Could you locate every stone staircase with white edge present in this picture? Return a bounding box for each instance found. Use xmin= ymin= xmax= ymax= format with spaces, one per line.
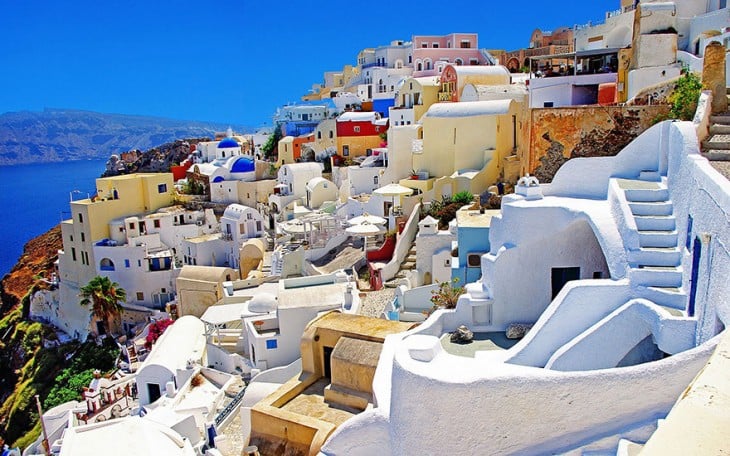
xmin=384 ymin=242 xmax=417 ymax=288
xmin=702 ymin=112 xmax=730 ymax=161
xmin=618 ymin=177 xmax=686 ymax=311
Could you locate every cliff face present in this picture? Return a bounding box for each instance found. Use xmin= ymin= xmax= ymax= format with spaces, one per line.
xmin=102 ymin=138 xmax=210 ymax=176
xmin=0 ymin=226 xmax=61 ymax=315
xmin=0 ymin=226 xmax=62 ymax=447
xmin=0 ymin=109 xmax=247 ymax=166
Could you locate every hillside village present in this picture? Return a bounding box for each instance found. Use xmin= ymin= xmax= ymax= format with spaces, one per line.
xmin=3 ymin=1 xmax=730 ymax=455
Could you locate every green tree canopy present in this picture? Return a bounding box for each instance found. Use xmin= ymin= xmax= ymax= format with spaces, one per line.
xmin=79 ymin=276 xmax=126 ymax=335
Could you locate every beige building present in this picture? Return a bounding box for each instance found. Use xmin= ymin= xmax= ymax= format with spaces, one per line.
xmin=248 ymin=311 xmax=413 ymax=456
xmin=389 ymin=76 xmax=440 ymax=126
xmin=415 ymin=99 xmax=522 ymax=198
xmin=175 ymin=265 xmax=239 ymax=318
xmin=59 ymin=173 xmax=176 ymax=286
xmin=312 ymin=119 xmax=338 ymax=153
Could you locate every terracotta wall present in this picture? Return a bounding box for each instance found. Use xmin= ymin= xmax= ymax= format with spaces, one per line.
xmin=524 ymin=105 xmax=670 ymax=182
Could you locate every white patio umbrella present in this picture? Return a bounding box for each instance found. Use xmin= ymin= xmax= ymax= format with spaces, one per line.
xmin=346 ymin=222 xmax=385 ymax=252
xmin=348 ymin=213 xmax=387 ymax=226
xmin=373 ymin=183 xmax=414 ymax=198
xmin=373 ymin=183 xmax=414 ymax=225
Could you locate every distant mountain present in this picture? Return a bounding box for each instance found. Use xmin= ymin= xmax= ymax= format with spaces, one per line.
xmin=0 ymin=108 xmax=251 ymax=166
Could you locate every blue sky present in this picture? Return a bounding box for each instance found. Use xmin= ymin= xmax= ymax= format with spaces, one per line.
xmin=0 ymin=0 xmax=617 ymax=128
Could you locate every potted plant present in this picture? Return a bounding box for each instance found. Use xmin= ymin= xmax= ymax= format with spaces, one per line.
xmin=410 ymin=169 xmax=419 ymax=180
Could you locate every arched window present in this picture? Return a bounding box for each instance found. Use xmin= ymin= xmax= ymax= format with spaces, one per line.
xmin=100 ymin=258 xmax=115 ymax=271
xmin=425 ymin=59 xmax=432 ymax=70
xmin=416 ymin=60 xmax=423 ymax=71
xmin=455 ymin=58 xmax=463 ymax=66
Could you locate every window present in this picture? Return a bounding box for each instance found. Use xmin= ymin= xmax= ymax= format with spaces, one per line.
xmin=70 ymin=235 xmax=73 ymax=242
xmin=328 ymin=131 xmax=333 ymax=139
xmin=240 ymin=224 xmax=245 ymax=234
xmin=247 ymin=212 xmax=252 ymax=220
xmin=460 ymin=40 xmax=471 ymax=48
xmin=129 ymin=222 xmax=135 ymax=230
xmin=119 ymin=227 xmax=124 ymax=233
xmin=470 ymin=58 xmax=478 ymax=65
xmin=317 ymin=131 xmax=322 ymax=139
xmin=256 ymin=221 xmax=262 ymax=231
xmin=71 ymin=248 xmax=77 ymax=261
xmin=408 ymin=55 xmax=412 ymax=64
xmin=432 ymin=42 xmax=439 ymax=48
xmin=137 ymin=259 xmax=142 ymax=267
xmin=136 ymin=292 xmax=144 ymax=301
xmin=78 ymin=213 xmax=83 ymax=223
xmin=421 ymin=42 xmax=428 ymax=48
xmin=266 ymin=339 xmax=278 ymax=349
xmin=125 ymin=259 xmax=130 ymax=268
xmin=343 ymin=145 xmax=349 ymax=156
xmin=153 ymin=219 xmax=160 ymax=228
xmin=467 ymin=253 xmax=484 ymax=267
xmin=374 ymin=176 xmax=379 ymax=185
xmin=354 ymin=126 xmax=360 ymax=133
xmin=158 ymin=183 xmax=167 ymax=193
xmin=81 ymin=232 xmax=85 ymax=242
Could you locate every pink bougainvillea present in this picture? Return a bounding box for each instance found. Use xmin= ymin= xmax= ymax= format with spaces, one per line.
xmin=145 ymin=319 xmax=174 ymax=349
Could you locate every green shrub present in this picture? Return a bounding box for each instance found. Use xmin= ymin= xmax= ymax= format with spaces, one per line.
xmin=452 ymin=191 xmax=474 ymax=206
xmin=668 ymin=71 xmax=702 ymax=121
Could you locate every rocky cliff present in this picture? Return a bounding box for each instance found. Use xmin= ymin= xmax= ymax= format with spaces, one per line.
xmin=102 ymin=138 xmax=210 ymax=176
xmin=0 ymin=108 xmax=247 ymax=166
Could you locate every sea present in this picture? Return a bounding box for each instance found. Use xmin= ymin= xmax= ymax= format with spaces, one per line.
xmin=0 ymin=159 xmax=107 ymax=277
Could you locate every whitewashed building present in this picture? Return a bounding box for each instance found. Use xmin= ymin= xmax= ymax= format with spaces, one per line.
xmin=321 ymin=119 xmax=730 ymax=455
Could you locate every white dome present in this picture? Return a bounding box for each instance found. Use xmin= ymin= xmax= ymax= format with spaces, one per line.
xmin=247 ymin=292 xmax=277 ymax=313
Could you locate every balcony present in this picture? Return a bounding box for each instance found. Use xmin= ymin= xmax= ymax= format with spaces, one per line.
xmin=438 ymin=92 xmax=452 ymax=102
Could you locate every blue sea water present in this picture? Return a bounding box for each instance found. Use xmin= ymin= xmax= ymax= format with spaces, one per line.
xmin=0 ymin=159 xmax=107 ymax=277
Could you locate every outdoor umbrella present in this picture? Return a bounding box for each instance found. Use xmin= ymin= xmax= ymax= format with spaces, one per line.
xmin=348 ymin=213 xmax=387 ymax=226
xmin=345 ymin=222 xmax=385 ymax=252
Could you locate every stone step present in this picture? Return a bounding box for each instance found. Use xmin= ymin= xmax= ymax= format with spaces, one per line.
xmin=639 ymin=285 xmax=687 ymax=310
xmin=702 ymin=136 xmax=730 ymax=150
xmin=629 ymin=266 xmax=683 ymax=287
xmin=624 ymin=187 xmax=669 ymax=203
xmin=703 ymin=149 xmax=730 ymax=161
xmin=400 ymin=261 xmax=416 ymax=270
xmin=405 ymin=254 xmax=417 ymax=262
xmin=629 ymin=201 xmax=674 ymax=216
xmin=638 ymin=170 xmax=661 ymax=182
xmin=627 ymin=247 xmax=681 ymax=267
xmin=638 ymin=230 xmax=678 ymax=248
xmin=633 ymin=214 xmax=676 ymax=231
xmin=709 ymin=124 xmax=730 ymax=135
xmin=710 ymin=115 xmax=730 ymax=125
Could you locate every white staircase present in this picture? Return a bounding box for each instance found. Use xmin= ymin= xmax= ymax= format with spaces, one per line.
xmin=618 ymin=178 xmax=686 ymax=310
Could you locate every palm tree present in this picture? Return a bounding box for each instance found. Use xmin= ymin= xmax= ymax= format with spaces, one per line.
xmin=79 ymin=276 xmax=127 ymax=336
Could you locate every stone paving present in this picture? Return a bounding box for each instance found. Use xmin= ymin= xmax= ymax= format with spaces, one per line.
xmin=358 ymin=288 xmax=395 ymax=318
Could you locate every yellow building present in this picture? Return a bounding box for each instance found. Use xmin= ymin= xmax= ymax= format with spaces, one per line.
xmin=248 ymin=312 xmax=413 ymax=456
xmin=59 ymin=173 xmax=175 ymax=287
xmin=389 ymin=76 xmax=441 ymax=126
xmin=313 ymin=119 xmax=337 ymax=153
xmin=415 ymin=99 xmax=522 ymax=198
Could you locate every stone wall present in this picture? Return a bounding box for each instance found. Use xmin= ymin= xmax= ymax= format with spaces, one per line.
xmin=525 ymin=105 xmax=670 ymax=182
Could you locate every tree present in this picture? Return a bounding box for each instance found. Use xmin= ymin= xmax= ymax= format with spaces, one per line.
xmin=79 ymin=276 xmax=127 ymax=336
xmin=262 ymin=124 xmax=283 ymax=159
